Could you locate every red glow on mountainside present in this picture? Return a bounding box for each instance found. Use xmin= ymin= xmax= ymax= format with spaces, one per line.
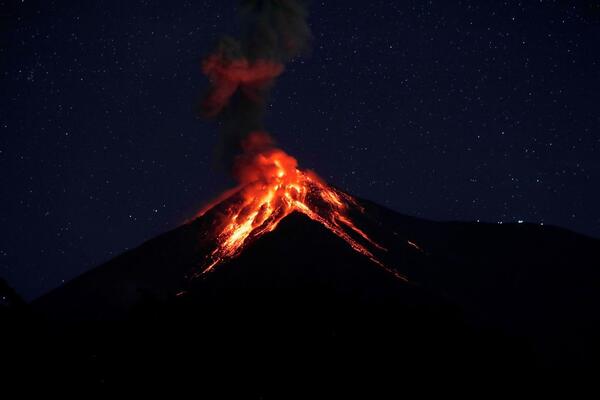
xmin=196 ymin=132 xmax=407 ymax=281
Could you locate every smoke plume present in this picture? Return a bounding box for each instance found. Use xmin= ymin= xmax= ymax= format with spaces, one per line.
xmin=201 ymin=0 xmax=311 ymax=169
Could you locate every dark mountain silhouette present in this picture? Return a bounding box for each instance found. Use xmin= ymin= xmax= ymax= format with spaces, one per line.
xmin=4 ymin=194 xmax=600 ymax=392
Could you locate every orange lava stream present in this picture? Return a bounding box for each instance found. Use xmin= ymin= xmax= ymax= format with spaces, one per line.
xmin=196 ymin=141 xmax=407 ymax=282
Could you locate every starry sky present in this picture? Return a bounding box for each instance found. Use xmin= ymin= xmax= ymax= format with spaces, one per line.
xmin=2 ymin=0 xmax=599 ymax=300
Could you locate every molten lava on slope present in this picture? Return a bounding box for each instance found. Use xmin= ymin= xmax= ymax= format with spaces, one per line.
xmin=195 ymin=132 xmax=407 ymax=281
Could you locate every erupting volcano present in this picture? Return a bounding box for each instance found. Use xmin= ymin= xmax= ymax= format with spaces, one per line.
xmin=7 ymin=2 xmax=599 ymax=389
xmin=194 ymin=0 xmax=410 ymax=280
xmin=196 ymin=132 xmax=407 ymax=280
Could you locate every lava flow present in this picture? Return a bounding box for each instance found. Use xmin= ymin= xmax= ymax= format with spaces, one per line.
xmin=195 ymin=132 xmax=407 ymax=281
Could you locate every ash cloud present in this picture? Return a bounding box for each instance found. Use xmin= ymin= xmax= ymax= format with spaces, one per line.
xmin=201 ymin=0 xmax=311 ymax=169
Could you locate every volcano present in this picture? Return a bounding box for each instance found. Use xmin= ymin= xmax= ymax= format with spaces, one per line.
xmin=4 ymin=0 xmax=599 ymax=390
xmin=5 ymin=188 xmax=599 ymax=391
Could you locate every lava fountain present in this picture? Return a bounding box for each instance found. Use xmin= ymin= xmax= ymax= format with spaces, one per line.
xmin=195 ymin=132 xmax=407 ymax=281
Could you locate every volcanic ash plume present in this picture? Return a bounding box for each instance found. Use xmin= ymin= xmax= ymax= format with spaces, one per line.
xmin=202 ymin=0 xmax=311 ymax=165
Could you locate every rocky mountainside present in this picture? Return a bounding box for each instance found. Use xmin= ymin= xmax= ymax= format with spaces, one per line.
xmin=4 ymin=194 xmax=599 ymax=390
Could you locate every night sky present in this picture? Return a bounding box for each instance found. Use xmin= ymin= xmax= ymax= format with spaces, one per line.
xmin=2 ymin=0 xmax=599 ymax=300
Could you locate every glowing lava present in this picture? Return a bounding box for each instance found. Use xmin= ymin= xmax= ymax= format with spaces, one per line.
xmin=195 ymin=132 xmax=407 ymax=281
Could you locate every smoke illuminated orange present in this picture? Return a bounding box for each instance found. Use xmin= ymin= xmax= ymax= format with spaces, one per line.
xmin=202 ymin=54 xmax=284 ymax=117
xmin=195 ymin=132 xmax=407 ymax=281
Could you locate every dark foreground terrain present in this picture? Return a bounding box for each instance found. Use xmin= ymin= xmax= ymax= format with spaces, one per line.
xmin=3 ymin=195 xmax=599 ymax=392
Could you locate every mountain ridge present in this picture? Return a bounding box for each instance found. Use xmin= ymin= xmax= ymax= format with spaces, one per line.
xmin=4 ymin=194 xmax=598 ymax=389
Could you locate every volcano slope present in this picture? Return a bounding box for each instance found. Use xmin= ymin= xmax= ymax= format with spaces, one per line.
xmin=6 ymin=194 xmax=600 ymax=389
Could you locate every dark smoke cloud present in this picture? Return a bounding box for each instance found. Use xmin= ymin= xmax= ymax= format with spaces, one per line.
xmin=201 ymin=0 xmax=311 ymax=169
xmin=239 ymin=0 xmax=311 ymax=61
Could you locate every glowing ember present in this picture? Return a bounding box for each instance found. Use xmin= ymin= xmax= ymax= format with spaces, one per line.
xmin=195 ymin=132 xmax=407 ymax=281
